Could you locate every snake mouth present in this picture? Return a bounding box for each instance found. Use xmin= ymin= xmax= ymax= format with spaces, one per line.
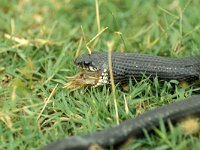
xmin=64 ymin=67 xmax=109 ymax=90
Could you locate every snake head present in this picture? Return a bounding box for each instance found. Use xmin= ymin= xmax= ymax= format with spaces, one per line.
xmin=64 ymin=53 xmax=109 ymax=89
xmin=74 ymin=53 xmax=108 ymax=72
xmin=74 ymin=54 xmax=98 ymax=71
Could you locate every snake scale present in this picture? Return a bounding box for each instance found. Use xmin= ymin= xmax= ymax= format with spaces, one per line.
xmin=42 ymin=52 xmax=200 ymax=150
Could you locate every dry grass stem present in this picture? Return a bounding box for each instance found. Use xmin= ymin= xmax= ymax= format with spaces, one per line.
xmin=107 ymin=41 xmax=119 ymax=125
xmin=37 ymin=84 xmax=58 ymax=120
xmin=86 ymin=27 xmax=108 ymax=54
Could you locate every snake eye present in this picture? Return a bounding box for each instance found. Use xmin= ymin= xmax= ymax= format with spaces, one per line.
xmin=84 ymin=61 xmax=90 ymax=66
xmin=83 ymin=60 xmax=93 ymax=68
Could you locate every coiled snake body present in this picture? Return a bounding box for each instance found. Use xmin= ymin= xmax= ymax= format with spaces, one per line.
xmin=42 ymin=52 xmax=200 ymax=150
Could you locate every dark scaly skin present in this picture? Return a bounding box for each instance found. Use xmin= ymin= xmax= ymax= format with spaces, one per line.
xmin=42 ymin=95 xmax=200 ymax=150
xmin=42 ymin=52 xmax=200 ymax=150
xmin=75 ymin=52 xmax=200 ymax=83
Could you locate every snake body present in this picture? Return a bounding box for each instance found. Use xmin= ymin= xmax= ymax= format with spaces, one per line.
xmin=75 ymin=52 xmax=200 ymax=85
xmin=42 ymin=52 xmax=200 ymax=150
xmin=43 ymin=96 xmax=200 ymax=150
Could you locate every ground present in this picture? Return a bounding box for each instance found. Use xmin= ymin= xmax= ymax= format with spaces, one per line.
xmin=0 ymin=0 xmax=200 ymax=149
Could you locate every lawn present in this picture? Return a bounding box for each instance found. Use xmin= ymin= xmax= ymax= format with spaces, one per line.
xmin=0 ymin=0 xmax=200 ymax=149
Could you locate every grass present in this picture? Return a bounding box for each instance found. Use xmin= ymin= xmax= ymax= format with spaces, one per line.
xmin=0 ymin=0 xmax=200 ymax=149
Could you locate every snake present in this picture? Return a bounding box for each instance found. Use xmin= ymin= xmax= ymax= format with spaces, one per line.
xmin=42 ymin=52 xmax=200 ymax=150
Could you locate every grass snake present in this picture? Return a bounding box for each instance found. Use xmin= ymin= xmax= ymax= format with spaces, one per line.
xmin=42 ymin=52 xmax=200 ymax=150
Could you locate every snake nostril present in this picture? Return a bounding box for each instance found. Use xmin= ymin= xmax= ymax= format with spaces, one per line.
xmin=74 ymin=58 xmax=80 ymax=65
